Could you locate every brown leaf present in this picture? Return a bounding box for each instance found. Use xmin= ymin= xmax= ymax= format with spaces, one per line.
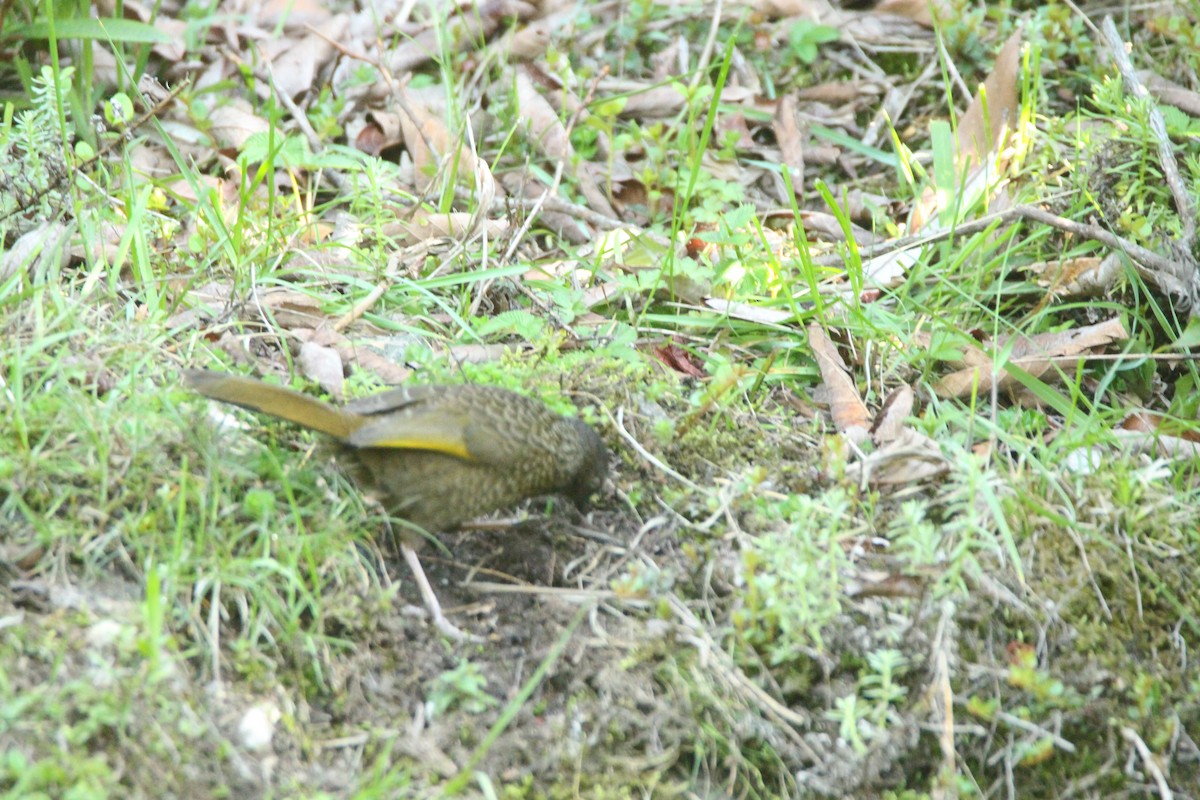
xmin=652 ymin=340 xmax=706 ymax=378
xmin=844 ymin=571 xmax=928 ymax=599
xmin=292 ymin=328 xmax=411 ymax=385
xmin=268 ymin=23 xmax=344 ymax=100
xmin=872 ymin=0 xmax=932 ymax=27
xmin=513 ymin=69 xmax=620 ymax=220
xmin=1 ymin=222 xmax=71 ymax=284
xmin=910 ymin=29 xmax=1022 ymax=233
xmin=934 ymin=317 xmax=1128 ymax=399
xmin=256 ymin=287 xmax=325 ymax=330
xmin=852 ymin=428 xmax=948 ymax=486
xmin=383 ymin=212 xmax=509 ymax=246
xmin=809 ymin=324 xmax=870 ymax=441
xmin=209 ymin=100 xmax=271 ymax=151
xmin=394 ymin=86 xmax=498 ymax=211
xmin=871 ymin=384 xmax=914 ymax=445
xmin=1138 ymin=69 xmax=1200 ymax=118
xmin=957 ymin=29 xmax=1022 ymax=173
xmin=611 ymin=84 xmax=688 ymax=119
xmin=773 ymin=94 xmax=805 ymax=193
xmin=1026 ymin=254 xmax=1122 ymax=299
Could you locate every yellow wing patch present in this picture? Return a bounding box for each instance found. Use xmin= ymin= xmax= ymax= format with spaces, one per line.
xmin=348 ymin=411 xmax=476 ymax=461
xmin=361 ymin=433 xmax=473 ymax=460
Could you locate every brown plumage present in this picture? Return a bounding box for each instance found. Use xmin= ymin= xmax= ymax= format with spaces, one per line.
xmin=184 ymin=369 xmax=608 ymax=638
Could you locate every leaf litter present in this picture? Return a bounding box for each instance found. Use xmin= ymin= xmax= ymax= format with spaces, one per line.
xmin=5 ymin=0 xmax=1200 ymax=796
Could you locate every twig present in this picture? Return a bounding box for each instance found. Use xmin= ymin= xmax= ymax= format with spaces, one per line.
xmin=0 ymin=79 xmax=188 ymax=226
xmin=1120 ymin=726 xmax=1174 ymax=800
xmin=332 ymin=280 xmax=390 ymax=332
xmin=1100 ymin=16 xmax=1197 ymax=250
xmin=667 ymin=594 xmax=822 ymax=763
xmin=611 ymin=406 xmax=700 ymax=492
xmin=688 ymin=0 xmax=724 ymax=94
xmin=991 ymin=710 xmax=1076 ymax=754
xmin=829 ymin=204 xmax=1194 ymax=301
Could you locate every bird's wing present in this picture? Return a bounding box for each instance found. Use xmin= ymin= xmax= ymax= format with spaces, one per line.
xmin=347 ymin=406 xmax=521 ymax=466
xmin=347 ymin=406 xmax=475 ymax=459
xmin=343 ymin=385 xmax=443 ymax=416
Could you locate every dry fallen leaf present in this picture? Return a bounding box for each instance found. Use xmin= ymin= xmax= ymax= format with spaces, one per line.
xmin=910 ymin=29 xmax=1022 ymax=233
xmin=652 ymin=340 xmax=706 ymax=378
xmin=514 ymin=67 xmax=618 ymax=219
xmin=1025 ymin=254 xmax=1122 ymax=299
xmin=871 ymin=384 xmax=915 ymax=445
xmin=934 ymin=317 xmax=1129 ymax=399
xmin=209 ymin=100 xmax=272 ymax=151
xmin=809 ymin=323 xmax=871 ymax=442
xmin=267 ymin=22 xmax=344 ymax=100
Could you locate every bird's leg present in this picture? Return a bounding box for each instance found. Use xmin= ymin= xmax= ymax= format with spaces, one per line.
xmin=400 ymin=542 xmax=484 ymax=643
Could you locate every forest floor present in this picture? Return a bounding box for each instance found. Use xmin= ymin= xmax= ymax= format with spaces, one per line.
xmin=3 ymin=0 xmax=1200 ymax=797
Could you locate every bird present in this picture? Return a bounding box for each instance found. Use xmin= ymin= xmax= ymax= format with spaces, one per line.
xmin=183 ymin=369 xmax=608 ymax=640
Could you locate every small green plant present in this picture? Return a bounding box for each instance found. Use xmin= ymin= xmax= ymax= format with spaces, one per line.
xmin=787 ymin=21 xmax=840 ymax=65
xmin=736 ymin=488 xmax=855 ymax=659
xmin=1 ymin=65 xmax=74 ymax=225
xmin=426 ymin=660 xmax=499 ymax=718
xmin=825 ymin=649 xmax=911 ymax=754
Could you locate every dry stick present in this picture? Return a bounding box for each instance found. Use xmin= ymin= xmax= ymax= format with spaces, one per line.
xmin=1101 ymin=16 xmax=1197 ymax=250
xmin=1120 ymin=726 xmax=1174 ymax=800
xmin=612 ymin=406 xmax=700 ymax=492
xmin=515 ymin=193 xmax=631 ymax=232
xmin=990 ymin=710 xmax=1076 ymax=754
xmin=332 ymin=280 xmax=390 ymax=332
xmin=826 ymin=204 xmax=1193 ymax=299
xmin=667 ymin=593 xmax=823 ymax=764
xmin=304 ymin=22 xmax=386 ymax=71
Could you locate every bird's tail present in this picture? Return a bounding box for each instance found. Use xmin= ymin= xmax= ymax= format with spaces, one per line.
xmin=184 ymin=369 xmax=360 ymax=439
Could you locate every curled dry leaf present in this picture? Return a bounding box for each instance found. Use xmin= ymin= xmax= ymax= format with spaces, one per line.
xmin=652 ymin=340 xmax=706 ymax=378
xmin=844 ymin=570 xmax=928 ymax=600
xmin=934 ymin=317 xmax=1129 ymax=399
xmin=871 ymin=384 xmax=914 ymax=445
xmin=808 ymin=323 xmax=871 ymax=442
xmin=1138 ymin=69 xmax=1200 ymax=118
xmin=1 ymin=222 xmax=72 ymax=283
xmin=1026 ymin=254 xmax=1122 ymax=299
xmin=910 ymin=29 xmax=1022 ymax=233
xmin=383 ymin=212 xmax=509 ymax=246
xmin=850 ymin=428 xmax=948 ymax=486
xmin=1066 ymin=410 xmax=1200 ymax=468
xmin=773 ymin=94 xmax=805 ymax=194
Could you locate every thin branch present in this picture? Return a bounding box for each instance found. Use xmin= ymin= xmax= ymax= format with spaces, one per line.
xmin=1100 ymin=16 xmax=1197 ymax=250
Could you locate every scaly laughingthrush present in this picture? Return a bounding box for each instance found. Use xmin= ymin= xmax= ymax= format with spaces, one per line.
xmin=184 ymin=369 xmax=608 ymax=639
